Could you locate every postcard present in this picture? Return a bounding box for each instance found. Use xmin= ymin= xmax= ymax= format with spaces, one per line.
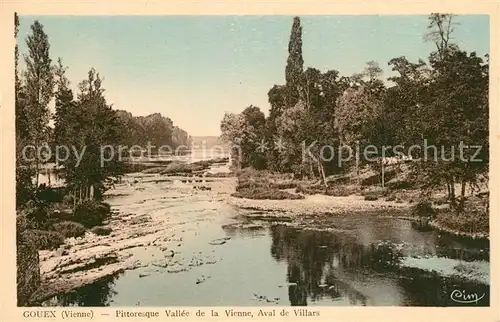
xmin=0 ymin=1 xmax=498 ymax=321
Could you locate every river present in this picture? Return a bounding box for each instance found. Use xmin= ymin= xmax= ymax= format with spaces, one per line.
xmin=39 ymin=161 xmax=489 ymax=307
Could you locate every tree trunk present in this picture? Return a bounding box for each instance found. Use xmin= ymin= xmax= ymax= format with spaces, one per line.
xmin=459 ymin=178 xmax=467 ymax=209
xmin=318 ymin=160 xmax=327 ymax=190
xmin=35 ymin=163 xmax=39 ymax=188
xmin=356 ymin=152 xmax=360 ymax=185
xmin=381 ymin=160 xmax=385 ymax=188
xmin=450 ymin=177 xmax=456 ymax=205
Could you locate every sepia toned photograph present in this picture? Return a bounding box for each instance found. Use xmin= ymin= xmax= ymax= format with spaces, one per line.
xmin=13 ymin=13 xmax=490 ymax=308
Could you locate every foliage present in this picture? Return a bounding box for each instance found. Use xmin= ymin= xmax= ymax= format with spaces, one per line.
xmin=411 ymin=199 xmax=436 ymax=218
xmin=220 ymin=106 xmax=267 ymax=169
xmin=232 ymin=188 xmax=304 ymax=200
xmin=285 ymin=16 xmax=304 ymax=109
xmin=232 ymin=168 xmax=304 ymax=200
xmin=90 ymin=226 xmax=113 ymax=236
xmin=73 ymin=200 xmax=112 ymax=228
xmin=53 ymin=221 xmax=86 ymax=238
xmin=21 ymin=229 xmax=65 ymax=250
xmin=434 ymin=206 xmax=488 ymax=236
xmin=220 ymin=14 xmax=488 ymax=217
xmin=115 ymin=110 xmax=191 ymax=153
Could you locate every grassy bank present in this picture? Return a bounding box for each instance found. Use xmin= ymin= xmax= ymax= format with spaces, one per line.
xmin=232 ymin=168 xmax=304 ymax=200
xmin=17 ymin=198 xmax=114 ymax=251
xmin=231 ymin=168 xmax=489 ymax=239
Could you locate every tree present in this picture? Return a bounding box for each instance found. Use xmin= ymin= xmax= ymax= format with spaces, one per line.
xmin=363 ymin=61 xmax=383 ymax=81
xmin=15 ymin=14 xmax=36 ymax=207
xmin=23 ymin=21 xmax=55 ymax=187
xmin=336 ymin=71 xmax=386 ymax=184
xmin=285 ymin=16 xmax=304 ymax=109
xmin=58 ymin=68 xmax=125 ymax=204
xmin=53 ymin=58 xmax=76 ymax=149
xmin=424 ymin=14 xmax=458 ymax=60
xmin=220 ymin=106 xmax=267 ymax=170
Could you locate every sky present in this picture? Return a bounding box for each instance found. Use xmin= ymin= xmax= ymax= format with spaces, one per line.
xmin=17 ymin=15 xmax=489 ymax=136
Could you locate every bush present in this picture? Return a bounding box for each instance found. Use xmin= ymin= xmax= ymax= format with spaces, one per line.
xmin=20 ymin=200 xmax=52 ymax=230
xmin=411 ymin=199 xmax=436 ymax=217
xmin=22 ymin=229 xmax=64 ymax=250
xmin=295 ymin=184 xmax=323 ymax=195
xmin=435 ymin=208 xmax=489 ymax=236
xmin=73 ymin=200 xmax=112 ymax=228
xmin=90 ymin=225 xmax=113 ymax=236
xmin=205 ymin=172 xmax=234 ymax=178
xmin=36 ymin=187 xmax=65 ymax=203
xmin=16 ymin=214 xmax=32 ymax=235
xmin=53 ymin=221 xmax=86 ymax=238
xmin=325 ymin=186 xmax=356 ymax=197
xmin=364 ymin=195 xmax=379 ymax=201
xmin=296 ymin=183 xmax=357 ymax=197
xmin=361 ymin=188 xmax=389 ymax=198
xmin=142 ymin=167 xmax=166 ymax=174
xmin=232 ymin=168 xmax=303 ymax=200
xmin=269 ymin=182 xmax=297 ymax=189
xmin=385 ymin=195 xmax=396 ymax=202
xmin=388 ymin=180 xmax=413 ymax=190
xmin=232 ymin=188 xmax=304 ymax=200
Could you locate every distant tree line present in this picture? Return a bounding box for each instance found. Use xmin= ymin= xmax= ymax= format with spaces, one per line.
xmin=115 ymin=110 xmax=191 ymax=154
xmin=220 ymin=14 xmax=489 ymax=210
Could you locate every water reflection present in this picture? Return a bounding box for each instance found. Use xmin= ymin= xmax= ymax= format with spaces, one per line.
xmin=41 ymin=216 xmax=489 ymax=307
xmin=268 ymin=222 xmax=489 ymax=306
xmin=43 ymin=275 xmax=119 ymax=307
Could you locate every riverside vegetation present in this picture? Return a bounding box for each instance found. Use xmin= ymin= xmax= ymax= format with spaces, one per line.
xmin=220 ymin=15 xmax=489 ymax=239
xmin=14 ymin=14 xmax=489 ymax=306
xmin=14 ymin=14 xmax=192 ymax=305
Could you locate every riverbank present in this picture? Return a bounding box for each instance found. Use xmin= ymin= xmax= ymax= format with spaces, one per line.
xmin=228 ymin=168 xmax=489 ymax=240
xmin=26 ymin=164 xmax=488 ymax=304
xmin=28 ymin=172 xmax=236 ymax=305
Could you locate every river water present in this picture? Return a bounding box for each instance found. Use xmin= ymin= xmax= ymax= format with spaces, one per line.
xmin=45 ymin=168 xmax=490 ymax=307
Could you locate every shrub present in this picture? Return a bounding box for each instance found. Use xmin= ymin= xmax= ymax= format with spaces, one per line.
xmin=295 ymin=184 xmax=323 ymax=195
xmin=90 ymin=225 xmax=113 ymax=236
xmin=36 ymin=187 xmax=65 ymax=203
xmin=73 ymin=200 xmax=112 ymax=228
xmin=385 ymin=195 xmax=396 ymax=202
xmin=16 ymin=214 xmax=32 ymax=235
xmin=388 ymin=180 xmax=413 ymax=190
xmin=22 ymin=230 xmax=64 ymax=250
xmin=232 ymin=188 xmax=304 ymax=200
xmin=325 ymin=186 xmax=355 ymax=197
xmin=361 ymin=188 xmax=388 ymax=198
xmin=205 ymin=172 xmax=234 ymax=178
xmin=269 ymin=182 xmax=297 ymax=189
xmin=435 ymin=208 xmax=488 ymax=236
xmin=142 ymin=167 xmax=166 ymax=174
xmin=20 ymin=201 xmax=51 ymax=230
xmin=364 ymin=195 xmax=379 ymax=201
xmin=411 ymin=199 xmax=436 ymax=217
xmin=53 ymin=221 xmax=86 ymax=238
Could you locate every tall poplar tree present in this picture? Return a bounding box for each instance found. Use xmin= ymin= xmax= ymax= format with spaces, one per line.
xmin=284 ymin=16 xmax=304 ymax=109
xmin=23 ymin=21 xmax=55 ymax=187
